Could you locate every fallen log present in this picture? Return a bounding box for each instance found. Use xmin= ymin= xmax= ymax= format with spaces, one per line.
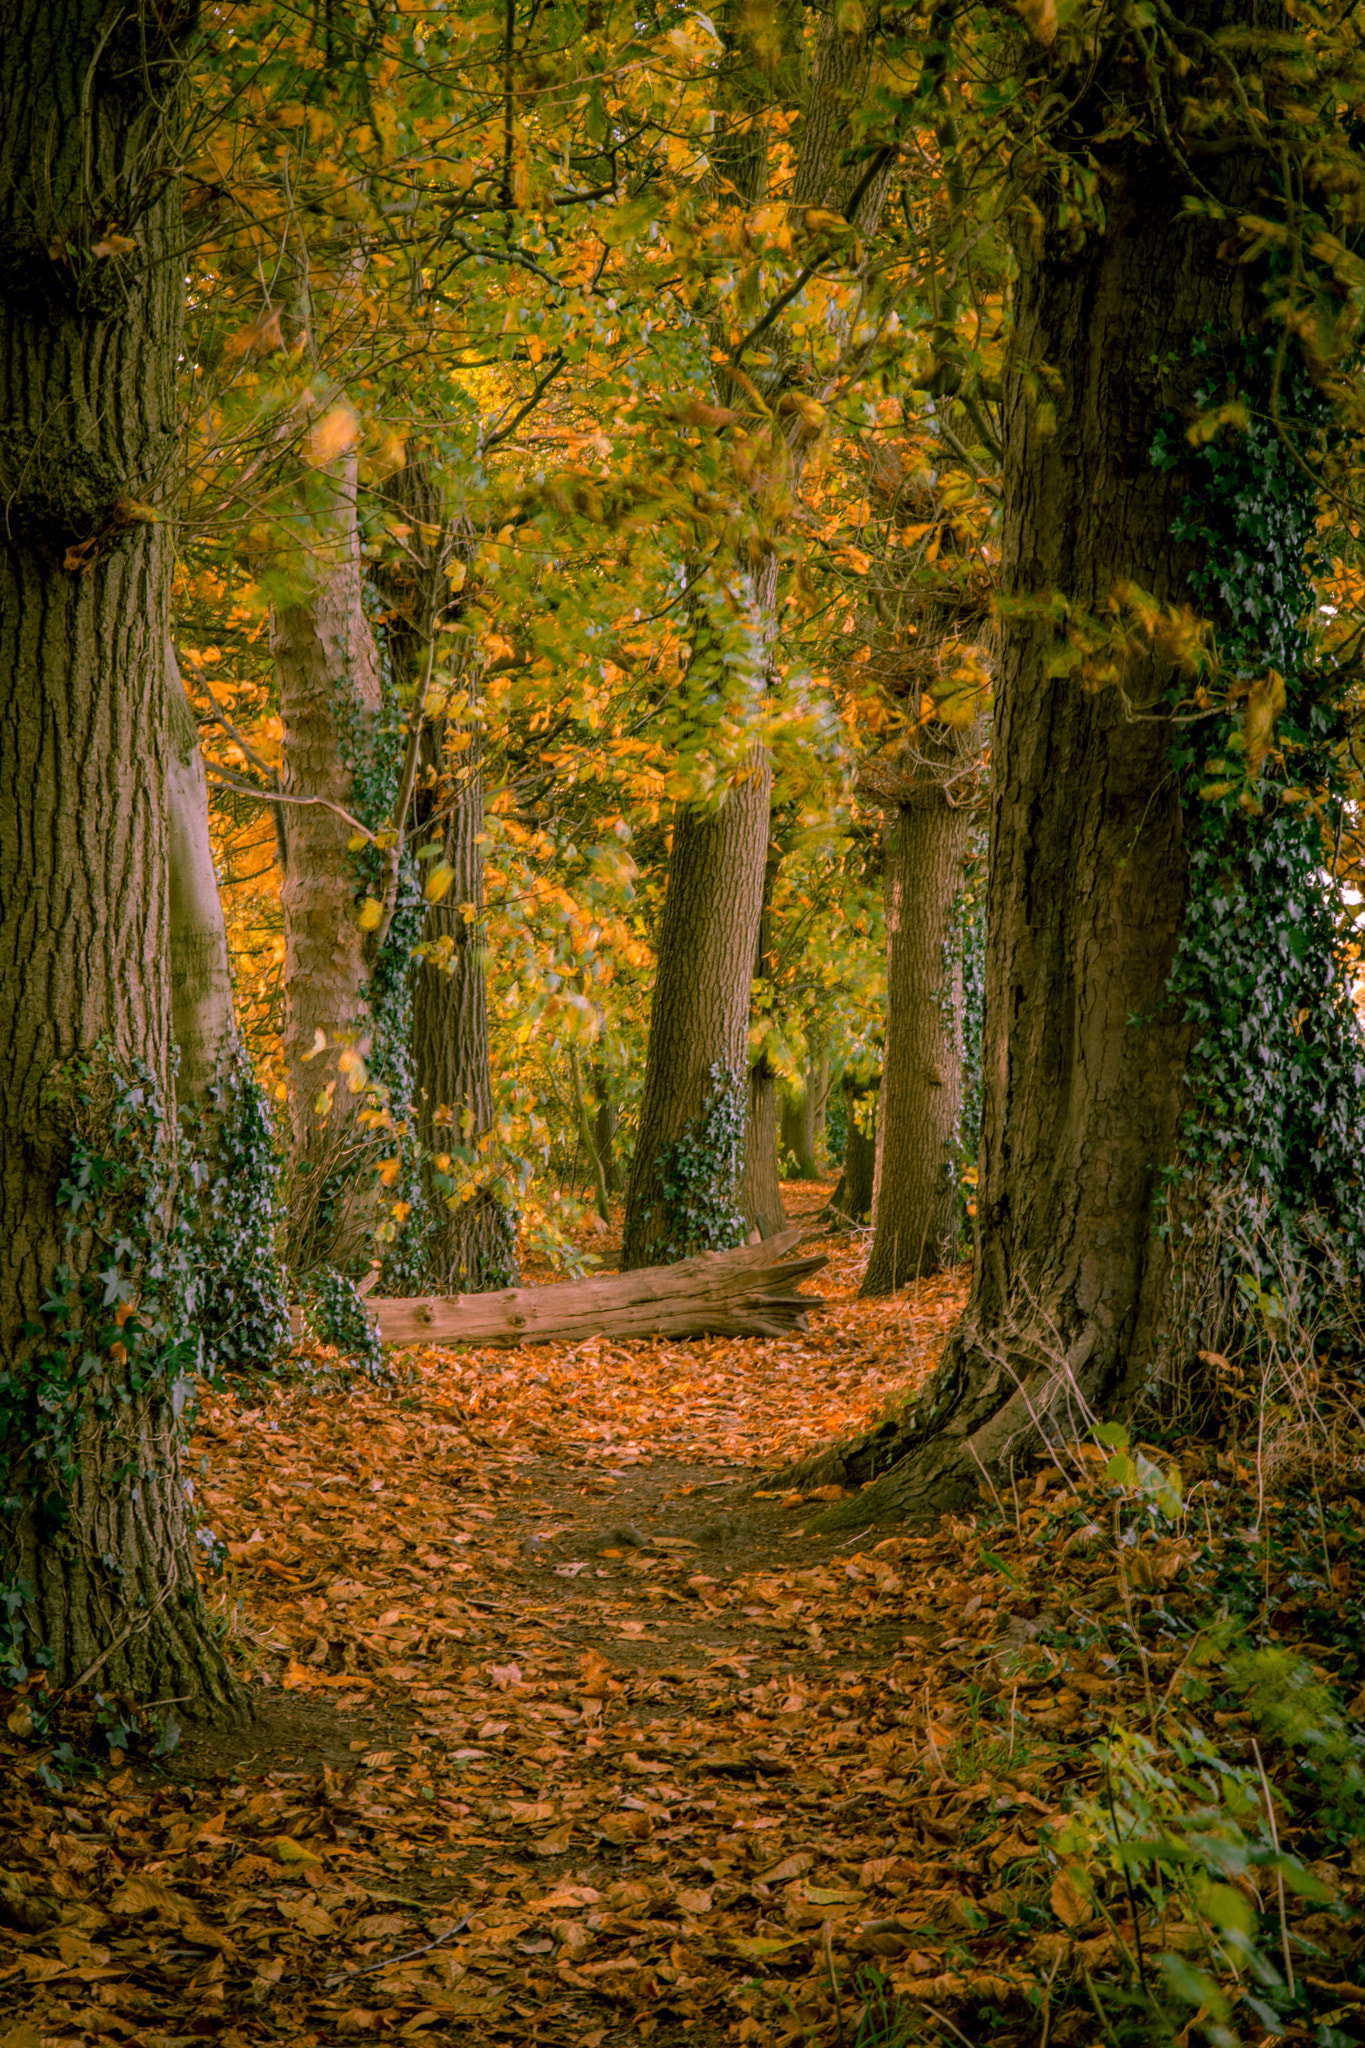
xmin=355 ymin=1228 xmax=827 ymax=1349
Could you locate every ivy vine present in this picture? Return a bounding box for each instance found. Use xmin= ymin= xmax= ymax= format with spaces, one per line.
xmin=0 ymin=1050 xmax=208 ymax=1677
xmin=1154 ymin=331 xmax=1365 ymax=1311
xmin=655 ymin=1062 xmax=748 ymax=1262
xmin=186 ymin=1043 xmax=290 ymax=1376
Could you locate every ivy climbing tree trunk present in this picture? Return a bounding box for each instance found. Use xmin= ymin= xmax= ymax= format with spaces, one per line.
xmin=788 ymin=16 xmax=1265 ymax=1518
xmin=861 ymin=760 xmax=975 ymax=1296
xmin=0 ymin=0 xmax=246 ymax=1718
xmin=273 ymin=460 xmax=384 ymax=1272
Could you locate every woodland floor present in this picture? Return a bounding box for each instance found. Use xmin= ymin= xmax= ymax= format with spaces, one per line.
xmin=3 ymin=1180 xmax=1365 ymax=2048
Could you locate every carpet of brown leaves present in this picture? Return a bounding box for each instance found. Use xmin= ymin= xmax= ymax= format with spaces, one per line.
xmin=2 ymin=1186 xmax=1363 ymax=2048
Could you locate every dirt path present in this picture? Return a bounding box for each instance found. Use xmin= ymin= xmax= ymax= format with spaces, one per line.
xmin=11 ymin=1189 xmax=1356 ymax=2048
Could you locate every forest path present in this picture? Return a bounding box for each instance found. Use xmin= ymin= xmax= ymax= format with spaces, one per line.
xmin=11 ymin=1191 xmax=1314 ymax=2048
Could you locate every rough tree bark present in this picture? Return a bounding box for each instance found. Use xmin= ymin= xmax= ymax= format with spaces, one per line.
xmin=0 ymin=0 xmax=246 ymax=1717
xmin=621 ymin=774 xmax=772 ymax=1268
xmin=362 ymin=1230 xmax=826 ymax=1348
xmin=273 ymin=460 xmax=384 ymax=1271
xmin=861 ymin=752 xmax=975 ymax=1295
xmin=789 ymin=17 xmax=1262 ymax=1518
xmin=741 ymin=1062 xmax=788 ymax=1239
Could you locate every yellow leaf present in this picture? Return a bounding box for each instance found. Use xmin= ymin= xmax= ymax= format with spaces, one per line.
xmin=300 ymin=1026 xmax=328 ymax=1062
xmin=1051 ymin=1867 xmax=1093 ymax=1929
xmin=378 ymin=1156 xmax=402 ymax=1186
xmin=358 ymin=896 xmax=384 ymax=930
xmin=272 ymin=1836 xmax=320 ymax=1864
xmin=803 ymin=208 xmax=848 ymax=238
xmin=425 ymin=862 xmax=456 ymax=902
xmin=1015 ymin=0 xmax=1057 ymax=41
xmin=309 ymin=405 xmax=359 ymax=467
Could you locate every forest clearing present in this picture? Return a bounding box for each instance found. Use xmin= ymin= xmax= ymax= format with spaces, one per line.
xmin=5 ymin=1 xmax=1365 ymax=2044
xmin=3 ymin=1190 xmax=1364 ymax=2048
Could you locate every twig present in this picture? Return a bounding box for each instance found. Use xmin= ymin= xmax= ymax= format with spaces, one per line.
xmin=1103 ymin=1755 xmax=1149 ymax=1992
xmin=65 ymin=1580 xmax=175 ymax=1697
xmin=324 ymin=1913 xmax=474 ymax=1986
xmin=205 ymin=766 xmax=377 ymax=842
xmin=923 ymin=1682 xmax=954 ymax=1786
xmin=1113 ymin=1503 xmax=1158 ymax=1728
xmin=482 ymin=349 xmax=568 ymax=452
xmin=909 ymin=1998 xmax=979 ymax=2048
xmin=727 ymin=148 xmax=896 ymax=367
xmin=821 ymin=1918 xmax=844 ymax=2048
xmin=1251 ymin=1738 xmax=1294 ymax=1996
xmin=180 ymin=653 xmax=279 ymax=785
xmin=965 ymin=1437 xmax=1007 ymax=1519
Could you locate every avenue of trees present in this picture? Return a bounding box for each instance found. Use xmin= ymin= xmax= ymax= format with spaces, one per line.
xmin=2 ymin=0 xmax=1365 ymax=1718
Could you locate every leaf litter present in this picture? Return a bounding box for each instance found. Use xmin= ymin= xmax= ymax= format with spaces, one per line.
xmin=2 ymin=1184 xmax=1363 ymax=2048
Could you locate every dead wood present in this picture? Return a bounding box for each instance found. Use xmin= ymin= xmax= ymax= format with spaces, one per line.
xmin=306 ymin=1228 xmax=827 ymax=1350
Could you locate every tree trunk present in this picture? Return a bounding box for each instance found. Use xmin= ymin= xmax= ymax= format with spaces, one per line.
xmin=167 ymin=659 xmax=289 ymax=1374
xmin=622 ymin=771 xmax=772 ymax=1268
xmin=740 ymin=1062 xmax=788 ymax=1238
xmin=0 ymin=0 xmax=246 ymax=1719
xmin=166 ymin=661 xmax=238 ymax=1103
xmin=625 ymin=12 xmax=891 ymax=1271
xmin=861 ymin=782 xmax=973 ymax=1294
xmin=789 ymin=34 xmax=1261 ymax=1519
xmin=594 ymin=1064 xmax=622 ymax=1196
xmin=781 ymin=1074 xmax=821 ymax=1180
xmin=827 ymin=1071 xmax=877 ymax=1228
xmin=274 ymin=466 xmax=384 ymax=1272
xmin=738 ymin=832 xmax=788 ymax=1239
xmin=408 ymin=718 xmax=517 ymax=1289
xmin=357 ymin=1228 xmax=825 ymax=1347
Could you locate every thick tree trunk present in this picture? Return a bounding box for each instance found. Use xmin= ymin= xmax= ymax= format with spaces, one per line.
xmin=827 ymin=1071 xmax=878 ymax=1228
xmin=861 ymin=783 xmax=973 ymax=1294
xmin=789 ymin=44 xmax=1260 ymax=1519
xmin=274 ymin=470 xmax=384 ymax=1271
xmin=622 ymin=771 xmax=772 ymax=1267
xmin=0 ymin=0 xmax=246 ymax=1718
xmin=360 ymin=1229 xmax=825 ymax=1347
